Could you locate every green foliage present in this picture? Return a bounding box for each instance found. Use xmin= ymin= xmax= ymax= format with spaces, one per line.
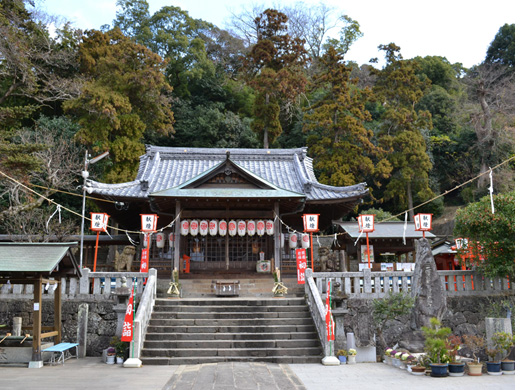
xmin=64 ymin=28 xmax=174 ymax=182
xmin=372 ymin=291 xmax=414 ymax=349
xmin=243 ymin=9 xmax=308 ymax=148
xmin=454 ymin=192 xmax=515 ymax=281
xmin=304 ymin=47 xmax=379 ymax=187
xmin=371 ymin=44 xmax=434 ymax=216
xmin=491 ymin=332 xmax=515 ymax=361
xmin=421 ymin=317 xmax=452 ymax=364
xmin=485 ymin=23 xmax=515 ymax=70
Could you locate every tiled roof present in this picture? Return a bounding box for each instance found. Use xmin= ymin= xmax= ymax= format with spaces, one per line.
xmin=333 ymin=221 xmax=436 ymax=239
xmin=87 ymin=146 xmax=368 ymax=203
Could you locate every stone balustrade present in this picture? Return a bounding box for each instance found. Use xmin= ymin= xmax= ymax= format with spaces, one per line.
xmin=0 ymin=268 xmax=152 ymax=300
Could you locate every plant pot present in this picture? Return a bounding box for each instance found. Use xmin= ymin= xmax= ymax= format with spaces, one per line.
xmin=467 ymin=362 xmax=483 ymax=376
xmin=392 ymin=357 xmax=400 ymax=367
xmin=410 ymin=366 xmax=426 ymax=376
xmin=430 ymin=363 xmax=449 ymax=377
xmin=348 ymin=355 xmax=356 ymax=364
xmin=338 ymin=356 xmax=347 ymax=364
xmin=116 ymin=356 xmax=124 ymax=364
xmin=501 ymin=360 xmax=515 ymax=374
xmin=486 ymin=361 xmax=502 ymax=375
xmin=448 ymin=362 xmax=465 ymax=377
xmin=106 ymin=355 xmax=115 ymax=365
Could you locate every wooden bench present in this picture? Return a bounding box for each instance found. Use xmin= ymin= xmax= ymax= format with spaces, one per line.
xmin=43 ymin=342 xmax=79 ymax=365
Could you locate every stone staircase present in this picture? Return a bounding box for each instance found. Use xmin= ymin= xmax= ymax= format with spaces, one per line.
xmin=157 ymin=276 xmax=305 ymax=298
xmin=140 ymin=297 xmax=323 ymax=365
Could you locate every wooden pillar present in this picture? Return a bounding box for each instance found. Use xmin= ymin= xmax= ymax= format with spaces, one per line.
xmin=174 ymin=201 xmax=181 ymax=271
xmin=54 ymin=280 xmax=62 ymax=344
xmin=274 ymin=202 xmax=280 ymax=271
xmin=225 ymin=234 xmax=229 ymax=270
xmin=32 ymin=276 xmax=43 ymax=363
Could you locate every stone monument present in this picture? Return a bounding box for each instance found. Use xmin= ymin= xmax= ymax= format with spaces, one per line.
xmin=410 ymin=238 xmax=447 ymax=329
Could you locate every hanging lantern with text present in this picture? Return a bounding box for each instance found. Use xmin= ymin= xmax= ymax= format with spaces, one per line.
xmin=228 ymin=220 xmax=237 ymax=236
xmin=190 ymin=220 xmax=199 ymax=236
xmin=414 ymin=213 xmax=433 ymax=238
xmin=280 ymin=233 xmax=285 ymax=249
xmin=180 ymin=220 xmax=189 ymax=236
xmin=256 ymin=220 xmax=265 ymax=236
xmin=247 ymin=220 xmax=256 ymax=236
xmin=301 ymin=233 xmax=310 ymax=249
xmin=237 ymin=220 xmax=246 ymax=236
xmin=302 ymin=214 xmax=320 ymax=233
xmin=156 ymin=232 xmax=165 ymax=248
xmin=357 ymin=214 xmax=375 ymax=269
xmin=266 ymin=220 xmax=274 ymax=236
xmin=219 ymin=220 xmax=227 ymax=236
xmin=199 ymin=220 xmax=209 ymax=236
xmin=90 ymin=212 xmax=109 ymax=232
xmin=289 ymin=233 xmax=298 ymax=248
xmin=168 ymin=233 xmax=174 ymax=248
xmin=140 ymin=214 xmax=158 ymax=232
xmin=209 ymin=220 xmax=218 ymax=236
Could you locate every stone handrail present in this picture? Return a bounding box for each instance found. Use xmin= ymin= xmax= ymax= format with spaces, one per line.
xmin=132 ymin=269 xmax=157 ymax=359
xmin=304 ymin=268 xmax=333 ymax=357
xmin=311 ymin=269 xmax=513 ymax=299
xmin=0 ymin=268 xmax=151 ymax=299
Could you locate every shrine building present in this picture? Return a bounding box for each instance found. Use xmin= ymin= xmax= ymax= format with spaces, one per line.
xmin=86 ymin=146 xmax=368 ymax=277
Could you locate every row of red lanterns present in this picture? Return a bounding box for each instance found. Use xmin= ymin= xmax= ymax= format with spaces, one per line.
xmin=179 ymin=219 xmax=275 ymax=237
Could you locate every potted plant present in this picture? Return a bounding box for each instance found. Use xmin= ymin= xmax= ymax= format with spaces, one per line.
xmin=421 ymin=318 xmax=451 ymax=377
xmin=110 ymin=336 xmax=129 ymax=364
xmin=337 ymin=349 xmax=348 ymax=364
xmin=106 ymin=347 xmax=116 ymax=364
xmin=410 ymin=355 xmax=427 ymax=376
xmin=492 ymin=332 xmax=515 ymax=374
xmin=348 ymin=348 xmax=357 ymax=364
xmin=485 ymin=348 xmax=502 ymax=375
xmin=463 ymin=334 xmax=485 ymax=376
xmin=447 ymin=335 xmax=465 ymax=377
xmin=383 ymin=348 xmax=393 ymax=364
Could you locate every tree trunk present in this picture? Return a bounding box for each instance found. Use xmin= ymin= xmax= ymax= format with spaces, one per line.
xmin=407 ymin=181 xmax=414 ymax=221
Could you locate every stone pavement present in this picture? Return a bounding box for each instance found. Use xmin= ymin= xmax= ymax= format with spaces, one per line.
xmin=0 ymin=358 xmax=515 ymax=390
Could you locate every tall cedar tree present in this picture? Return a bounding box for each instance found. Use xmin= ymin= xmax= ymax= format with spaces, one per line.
xmin=372 ymin=44 xmax=434 ymax=219
xmin=64 ymin=28 xmax=174 ymax=182
xmin=243 ymin=9 xmax=308 ymax=148
xmin=304 ymin=47 xmax=385 ymax=187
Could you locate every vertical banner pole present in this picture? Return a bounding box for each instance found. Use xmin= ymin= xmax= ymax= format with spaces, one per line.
xmin=93 ymin=231 xmax=100 ymax=272
xmin=366 ymin=232 xmax=371 ymax=269
xmin=310 ymin=232 xmax=314 ymax=272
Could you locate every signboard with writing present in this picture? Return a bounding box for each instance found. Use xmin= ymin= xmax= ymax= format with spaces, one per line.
xmin=302 ymin=214 xmax=320 ymax=232
xmin=295 ymin=248 xmax=307 ymax=284
xmin=90 ymin=213 xmax=109 ymax=232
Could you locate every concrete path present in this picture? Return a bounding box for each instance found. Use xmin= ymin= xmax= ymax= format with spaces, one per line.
xmin=0 ymin=358 xmax=515 ymax=390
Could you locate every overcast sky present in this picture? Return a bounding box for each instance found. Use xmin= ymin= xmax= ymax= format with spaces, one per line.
xmin=40 ymin=0 xmax=514 ymax=68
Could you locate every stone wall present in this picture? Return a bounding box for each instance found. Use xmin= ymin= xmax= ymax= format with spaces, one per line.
xmin=341 ymin=293 xmax=514 ymax=359
xmin=0 ymin=298 xmax=118 ymax=357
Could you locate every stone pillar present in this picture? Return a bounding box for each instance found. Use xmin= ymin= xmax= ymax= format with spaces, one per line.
xmin=12 ymin=317 xmax=22 ymax=337
xmin=77 ymin=303 xmax=89 ymax=358
xmin=114 ymin=286 xmax=132 ymax=337
xmin=410 ymin=238 xmax=447 ymax=329
xmin=485 ymin=317 xmax=513 ymax=351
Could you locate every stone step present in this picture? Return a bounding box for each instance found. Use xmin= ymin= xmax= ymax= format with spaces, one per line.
xmin=148 ymin=317 xmax=314 ymax=327
xmin=146 ymin=324 xmax=317 ymax=334
xmin=154 ymin=297 xmax=306 ymax=306
xmin=140 ymin=346 xmax=323 ymax=358
xmin=140 ymin=355 xmax=323 ymax=365
xmin=151 ymin=311 xmax=311 ymax=319
xmin=143 ymin=339 xmax=321 ymax=349
xmin=157 ymin=277 xmax=305 ymax=298
xmin=153 ymin=304 xmax=308 ymax=312
xmin=145 ymin=331 xmax=319 ymax=341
